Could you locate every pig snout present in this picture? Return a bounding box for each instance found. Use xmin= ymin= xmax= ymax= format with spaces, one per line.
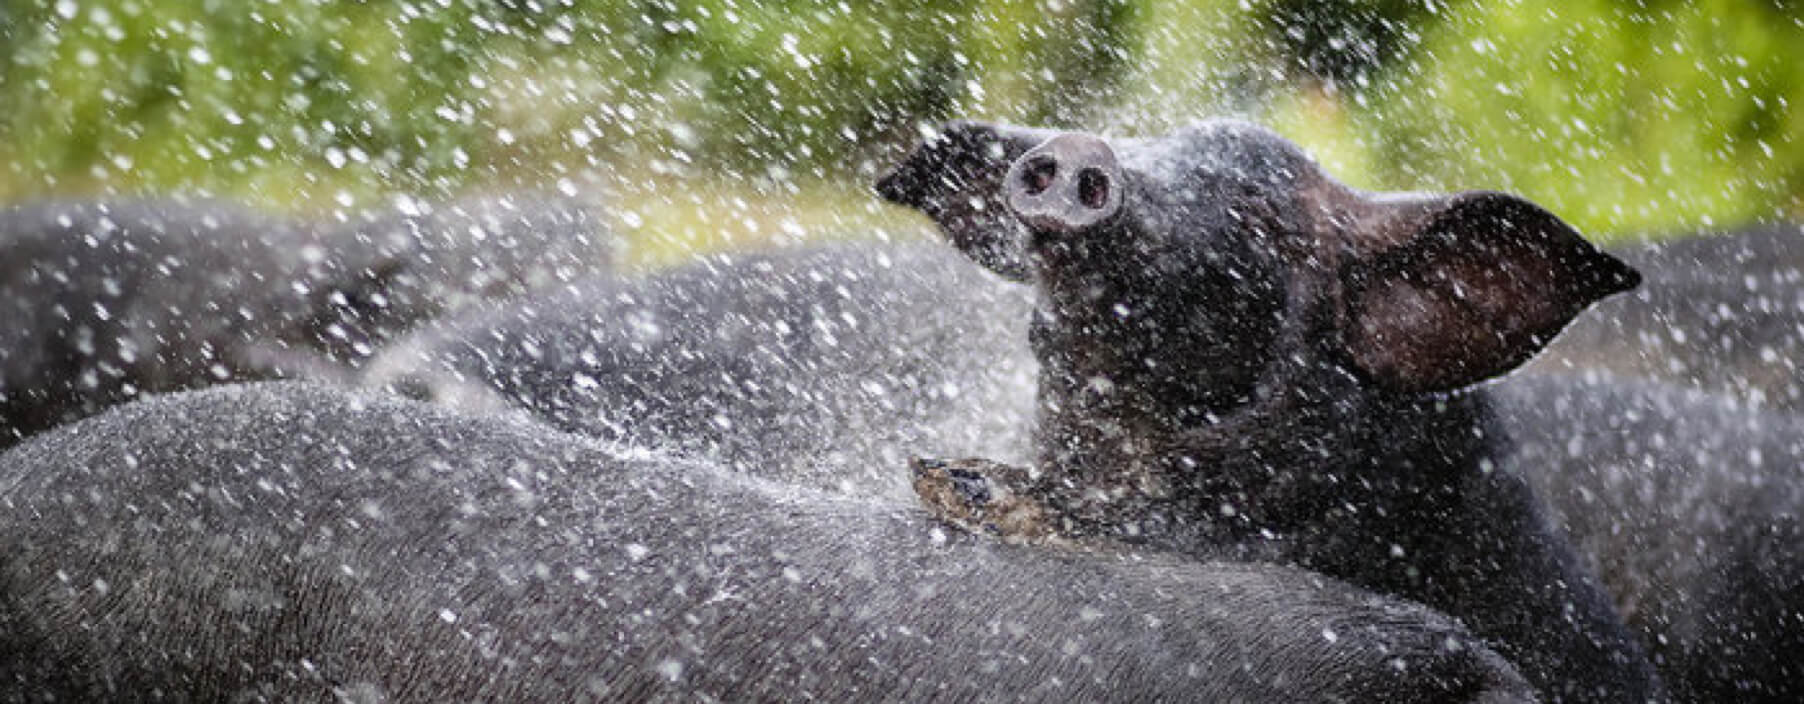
xmin=1004 ymin=133 xmax=1123 ymax=235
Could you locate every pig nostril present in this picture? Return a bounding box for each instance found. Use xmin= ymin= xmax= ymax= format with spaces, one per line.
xmin=1021 ymin=157 xmax=1057 ymax=196
xmin=1077 ymin=168 xmax=1110 ymax=210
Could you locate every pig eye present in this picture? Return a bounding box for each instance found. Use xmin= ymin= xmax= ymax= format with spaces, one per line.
xmin=1021 ymin=157 xmax=1057 ymax=196
xmin=1077 ymin=168 xmax=1110 ymax=210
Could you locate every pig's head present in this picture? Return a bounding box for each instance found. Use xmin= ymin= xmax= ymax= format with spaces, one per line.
xmin=877 ymin=120 xmax=1638 ymax=415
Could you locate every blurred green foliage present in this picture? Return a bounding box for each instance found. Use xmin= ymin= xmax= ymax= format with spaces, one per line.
xmin=1 ymin=0 xmax=1131 ymax=205
xmin=1306 ymin=0 xmax=1804 ymax=235
xmin=2 ymin=0 xmax=1800 ymax=240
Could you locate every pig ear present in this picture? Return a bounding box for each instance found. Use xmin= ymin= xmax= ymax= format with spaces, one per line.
xmin=1342 ymin=191 xmax=1640 ymax=394
xmin=875 ymin=121 xmax=1057 ymax=281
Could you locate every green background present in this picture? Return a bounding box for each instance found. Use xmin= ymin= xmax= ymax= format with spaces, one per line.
xmin=4 ymin=0 xmax=1800 ymax=263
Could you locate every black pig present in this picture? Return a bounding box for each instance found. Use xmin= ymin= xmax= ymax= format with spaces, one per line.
xmin=0 ymin=198 xmax=327 ymax=445
xmin=0 ymin=382 xmax=1535 ymax=703
xmin=0 ymin=193 xmax=606 ymax=447
xmin=877 ymin=120 xmax=1660 ymax=702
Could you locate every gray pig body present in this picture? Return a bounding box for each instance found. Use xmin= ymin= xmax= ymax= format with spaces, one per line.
xmin=0 ymin=382 xmax=1534 ymax=703
xmin=363 ymin=243 xmax=1037 ymax=499
xmin=1495 ymin=373 xmax=1804 ymax=702
xmin=0 ymin=199 xmax=328 ymax=446
xmin=320 ymin=193 xmax=614 ymax=358
xmin=1513 ymin=223 xmax=1804 ymax=700
xmin=0 ymin=194 xmax=607 ymax=448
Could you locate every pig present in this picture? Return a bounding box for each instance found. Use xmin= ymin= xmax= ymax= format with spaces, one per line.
xmin=359 ymin=243 xmax=1039 ymax=499
xmin=0 ymin=198 xmax=328 ymax=446
xmin=875 ymin=120 xmax=1661 ymax=702
xmin=0 ymin=381 xmax=1536 ymax=703
xmin=1531 ymin=223 xmax=1804 ymax=410
xmin=0 ymin=193 xmax=607 ymax=448
xmin=1493 ymin=372 xmax=1804 ymax=702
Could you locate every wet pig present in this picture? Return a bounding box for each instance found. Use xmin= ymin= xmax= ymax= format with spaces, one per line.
xmin=0 ymin=193 xmax=607 ymax=447
xmin=879 ymin=120 xmax=1660 ymax=702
